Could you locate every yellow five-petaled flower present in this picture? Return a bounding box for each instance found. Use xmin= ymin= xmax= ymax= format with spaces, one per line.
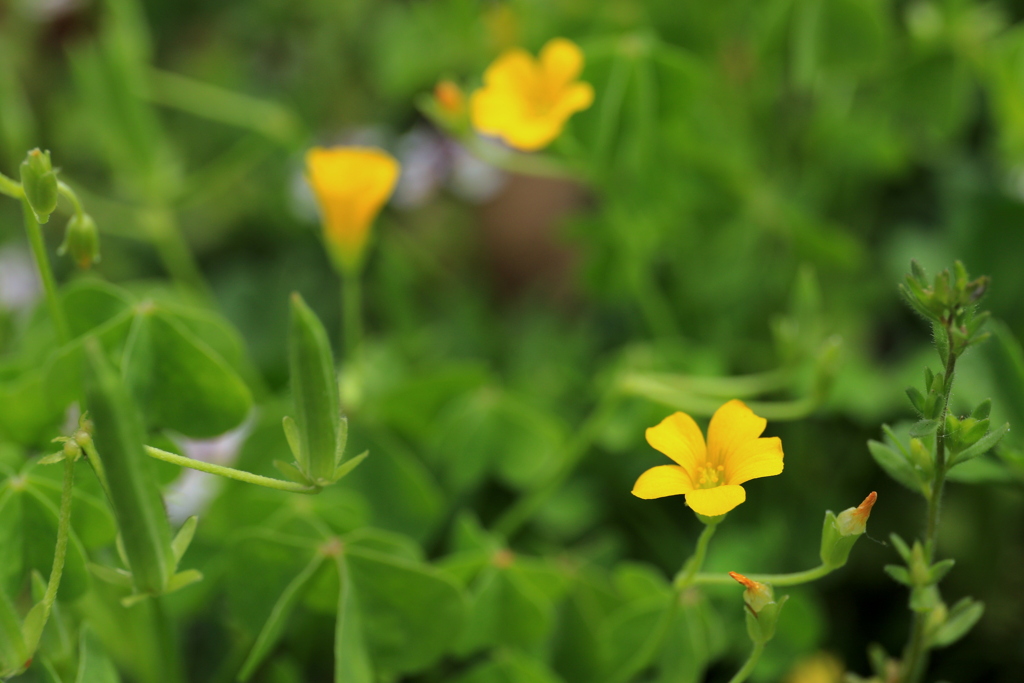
xmin=632 ymin=400 xmax=784 ymax=517
xmin=305 ymin=146 xmax=400 ymax=272
xmin=470 ymin=37 xmax=594 ymax=152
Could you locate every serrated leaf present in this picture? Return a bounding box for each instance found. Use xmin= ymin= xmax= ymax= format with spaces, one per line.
xmin=868 ymin=440 xmax=922 ymax=492
xmin=931 ymin=598 xmax=984 ymax=648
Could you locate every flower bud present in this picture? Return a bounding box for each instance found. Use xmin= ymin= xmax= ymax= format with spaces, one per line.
xmin=836 ymin=491 xmax=877 ymax=537
xmin=729 ymin=572 xmax=788 ymax=644
xmin=820 ymin=492 xmax=877 ymax=568
xmin=58 ymin=213 xmax=101 ymax=269
xmin=909 ymin=438 xmax=933 ymax=475
xmin=434 ymin=80 xmax=466 ymax=118
xmin=19 ymin=149 xmax=59 ymax=224
xmin=729 ymin=572 xmax=773 ymax=612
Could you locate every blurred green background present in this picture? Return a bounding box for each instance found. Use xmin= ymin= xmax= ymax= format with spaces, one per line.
xmin=2 ymin=0 xmax=1024 ymax=681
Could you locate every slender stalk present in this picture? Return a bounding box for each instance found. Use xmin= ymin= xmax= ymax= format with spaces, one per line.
xmin=139 ymin=206 xmax=211 ymax=299
xmin=691 ymin=563 xmax=834 ymax=587
xmin=493 ymin=390 xmax=618 ymax=537
xmin=0 ymin=170 xmax=22 ymax=198
xmin=79 ymin=438 xmax=112 ymax=500
xmin=22 ymin=198 xmax=70 ymax=344
xmin=342 ymin=268 xmax=363 ymax=365
xmin=674 ymin=521 xmax=718 ymax=590
xmin=57 ymin=181 xmax=85 ymax=217
xmin=143 ymin=446 xmax=318 ymax=494
xmin=149 ymin=597 xmax=184 ymax=683
xmin=727 ymin=641 xmax=765 ymax=683
xmin=24 ymin=457 xmax=75 ymax=652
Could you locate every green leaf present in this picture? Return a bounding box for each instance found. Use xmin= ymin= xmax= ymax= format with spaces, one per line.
xmin=883 ymin=564 xmax=911 ymax=586
xmin=600 ymin=597 xmax=673 ymax=683
xmin=0 ymin=586 xmax=28 ymax=678
xmin=455 ymin=565 xmax=552 ymax=656
xmin=945 ymin=455 xmax=1015 ymax=484
xmin=332 ymin=451 xmax=368 ymax=482
xmin=931 ymin=597 xmax=984 ymax=648
xmin=84 ymin=338 xmax=175 ymax=595
xmin=74 ymin=628 xmax=121 ymax=683
xmin=345 ymin=545 xmax=465 ymax=674
xmin=171 ymin=516 xmax=198 ymax=567
xmin=238 ymin=553 xmax=325 ymax=681
xmin=453 ymin=650 xmax=566 ymax=683
xmin=288 ymin=294 xmax=342 ymax=483
xmin=334 ymin=559 xmax=372 ymax=683
xmin=949 ymin=423 xmax=1009 ymax=467
xmin=868 ymin=440 xmax=922 ymax=492
xmin=929 ymin=559 xmax=955 ymax=584
xmin=122 ymin=306 xmax=252 ymax=438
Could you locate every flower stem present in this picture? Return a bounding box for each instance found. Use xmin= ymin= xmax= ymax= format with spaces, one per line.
xmin=24 ymin=457 xmax=75 ymax=653
xmin=674 ymin=521 xmax=719 ymax=590
xmin=143 ymin=445 xmax=318 ymax=494
xmin=140 ymin=206 xmax=211 ymax=299
xmin=22 ymin=198 xmax=70 ymax=344
xmin=342 ymin=268 xmax=363 ymax=365
xmin=727 ymin=641 xmax=765 ymax=683
xmin=0 ymin=171 xmax=22 ymax=198
xmin=79 ymin=438 xmax=112 ymax=500
xmin=691 ymin=563 xmax=834 ymax=587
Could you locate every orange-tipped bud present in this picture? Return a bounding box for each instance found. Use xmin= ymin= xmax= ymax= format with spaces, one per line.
xmin=434 ymin=80 xmax=465 ymax=117
xmin=729 ymin=571 xmax=774 ymax=612
xmin=836 ymin=491 xmax=877 ymax=537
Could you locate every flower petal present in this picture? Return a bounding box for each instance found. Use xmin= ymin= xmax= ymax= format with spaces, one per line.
xmin=707 ymin=400 xmax=766 ymax=466
xmin=645 ymin=412 xmax=706 ymax=479
xmin=631 ymin=465 xmax=694 ymax=499
xmin=550 ymin=82 xmax=594 ymax=120
xmin=482 ymin=48 xmax=537 ymax=90
xmin=725 ymin=437 xmax=784 ymax=485
xmin=684 ymin=485 xmax=746 ymax=516
xmin=540 ymin=37 xmax=585 ymax=89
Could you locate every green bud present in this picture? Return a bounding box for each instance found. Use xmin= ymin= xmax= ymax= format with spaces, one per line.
xmin=19 ymin=149 xmax=59 ymax=224
xmin=286 ymin=293 xmax=353 ymax=485
xmin=58 ymin=213 xmax=101 ymax=269
xmin=730 ymin=572 xmax=788 ymax=644
xmin=821 ymin=492 xmax=877 ymax=568
xmin=971 ymin=399 xmax=991 ymax=420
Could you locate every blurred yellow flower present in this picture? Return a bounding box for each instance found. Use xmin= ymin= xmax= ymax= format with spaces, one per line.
xmin=305 ymin=146 xmax=400 ymax=270
xmin=470 ymin=37 xmax=594 ymax=151
xmin=784 ymin=652 xmax=844 ymax=683
xmin=632 ymin=400 xmax=784 ymax=517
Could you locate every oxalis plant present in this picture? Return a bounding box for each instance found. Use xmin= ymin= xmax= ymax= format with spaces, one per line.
xmin=0 ymin=148 xmax=1011 ymax=682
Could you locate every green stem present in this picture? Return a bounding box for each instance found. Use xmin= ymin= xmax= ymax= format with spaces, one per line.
xmin=57 ymin=181 xmax=85 ymax=217
xmin=149 ymin=597 xmax=184 ymax=683
xmin=79 ymin=438 xmax=112 ymax=500
xmin=23 ymin=198 xmax=70 ymax=344
xmin=691 ymin=563 xmax=834 ymax=587
xmin=727 ymin=641 xmax=765 ymax=683
xmin=143 ymin=445 xmax=318 ymax=494
xmin=140 ymin=206 xmax=211 ymax=299
xmin=342 ymin=268 xmax=363 ymax=366
xmin=0 ymin=171 xmax=22 ymax=198
xmin=24 ymin=457 xmax=75 ymax=653
xmin=461 ymin=135 xmax=584 ymax=181
xmin=674 ymin=521 xmax=718 ymax=590
xmin=493 ymin=390 xmax=619 ymax=538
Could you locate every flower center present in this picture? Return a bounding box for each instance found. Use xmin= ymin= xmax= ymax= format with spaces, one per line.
xmin=696 ymin=464 xmax=725 ymax=489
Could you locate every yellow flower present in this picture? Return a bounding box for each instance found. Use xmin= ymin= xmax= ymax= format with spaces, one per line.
xmin=305 ymin=146 xmax=400 ymax=271
xmin=631 ymin=400 xmax=784 ymax=517
xmin=784 ymin=652 xmax=844 ymax=683
xmin=470 ymin=37 xmax=594 ymax=151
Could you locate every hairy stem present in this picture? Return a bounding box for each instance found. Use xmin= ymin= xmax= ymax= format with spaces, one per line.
xmin=692 ymin=563 xmax=834 ymax=588
xmin=143 ymin=446 xmax=318 ymax=494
